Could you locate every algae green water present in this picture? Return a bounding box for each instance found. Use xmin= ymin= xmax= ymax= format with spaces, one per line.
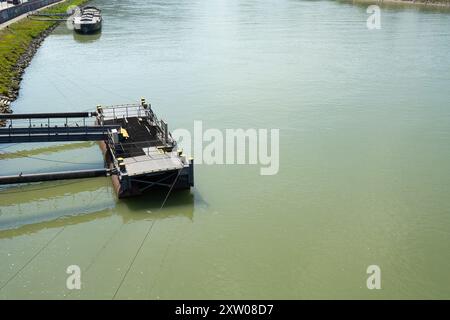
xmin=1 ymin=0 xmax=450 ymax=299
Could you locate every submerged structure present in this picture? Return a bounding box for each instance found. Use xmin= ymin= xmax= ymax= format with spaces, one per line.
xmin=0 ymin=99 xmax=194 ymax=198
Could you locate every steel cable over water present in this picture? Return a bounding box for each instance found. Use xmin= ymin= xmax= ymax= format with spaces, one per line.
xmin=112 ymin=168 xmax=183 ymax=299
xmin=0 ymin=227 xmax=66 ymax=291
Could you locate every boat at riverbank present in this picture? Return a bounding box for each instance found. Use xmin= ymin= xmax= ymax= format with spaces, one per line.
xmin=73 ymin=6 xmax=102 ymax=34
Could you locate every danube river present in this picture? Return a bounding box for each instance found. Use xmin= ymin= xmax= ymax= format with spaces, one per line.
xmin=1 ymin=0 xmax=450 ymax=299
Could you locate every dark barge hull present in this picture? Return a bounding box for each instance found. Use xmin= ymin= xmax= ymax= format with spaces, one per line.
xmin=74 ymin=22 xmax=102 ymax=34
xmin=96 ymin=103 xmax=194 ymax=199
xmin=98 ymin=140 xmax=192 ymax=198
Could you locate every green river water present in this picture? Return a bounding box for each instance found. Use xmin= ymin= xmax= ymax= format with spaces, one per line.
xmin=0 ymin=0 xmax=450 ymax=299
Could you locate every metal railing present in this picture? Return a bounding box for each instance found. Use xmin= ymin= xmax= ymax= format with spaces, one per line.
xmin=97 ymin=104 xmax=149 ymax=123
xmin=0 ymin=0 xmax=62 ymax=24
xmin=0 ymin=114 xmax=119 ymax=143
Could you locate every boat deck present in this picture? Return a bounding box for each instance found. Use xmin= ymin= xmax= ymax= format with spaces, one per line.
xmin=123 ymin=147 xmax=184 ymax=177
xmin=97 ymin=103 xmax=189 ymax=182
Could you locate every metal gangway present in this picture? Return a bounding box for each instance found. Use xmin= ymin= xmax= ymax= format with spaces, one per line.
xmin=0 ymin=111 xmax=119 ymax=143
xmin=0 ymin=110 xmax=120 ymax=185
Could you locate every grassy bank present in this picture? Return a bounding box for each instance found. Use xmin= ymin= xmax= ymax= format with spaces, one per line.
xmin=0 ymin=0 xmax=89 ymax=99
xmin=340 ymin=0 xmax=450 ymax=8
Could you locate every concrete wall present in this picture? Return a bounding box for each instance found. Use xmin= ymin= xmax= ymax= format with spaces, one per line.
xmin=0 ymin=0 xmax=61 ymax=24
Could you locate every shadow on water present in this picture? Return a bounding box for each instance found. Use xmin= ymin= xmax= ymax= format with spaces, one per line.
xmin=120 ymin=188 xmax=194 ymax=211
xmin=49 ymin=23 xmax=102 ymax=42
xmin=0 ymin=178 xmax=115 ymax=233
xmin=0 ymin=178 xmax=110 ymax=207
xmin=117 ymin=189 xmax=198 ymax=223
xmin=0 ymin=177 xmax=205 ymax=239
xmin=72 ymin=30 xmax=102 ymax=43
xmin=0 ymin=142 xmax=95 ymax=160
xmin=0 ymin=208 xmax=113 ymax=240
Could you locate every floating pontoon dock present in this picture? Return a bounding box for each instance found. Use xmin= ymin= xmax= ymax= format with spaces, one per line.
xmin=0 ymin=99 xmax=194 ymax=198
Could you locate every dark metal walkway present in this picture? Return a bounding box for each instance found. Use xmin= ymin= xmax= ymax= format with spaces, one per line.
xmin=0 ymin=111 xmax=120 ymax=143
xmin=0 ymin=111 xmax=117 ymax=184
xmin=0 ymin=169 xmax=111 ymax=185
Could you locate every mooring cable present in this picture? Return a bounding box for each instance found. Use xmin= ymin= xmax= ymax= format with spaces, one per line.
xmin=147 ymin=220 xmax=184 ymax=298
xmin=111 ymin=219 xmax=156 ymax=300
xmin=50 ymin=69 xmax=136 ymax=103
xmin=159 ymin=169 xmax=183 ymax=211
xmin=0 ymin=226 xmax=66 ymax=291
xmin=42 ymin=73 xmax=78 ymax=111
xmin=63 ymin=220 xmax=126 ymax=299
xmin=67 ymin=171 xmax=181 ymax=298
xmin=112 ymin=169 xmax=183 ymax=299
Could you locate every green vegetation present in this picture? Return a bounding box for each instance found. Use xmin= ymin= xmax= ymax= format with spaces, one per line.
xmin=0 ymin=0 xmax=89 ymax=97
xmin=341 ymin=0 xmax=450 ymax=6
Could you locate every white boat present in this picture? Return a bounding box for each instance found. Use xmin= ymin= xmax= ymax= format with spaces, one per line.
xmin=73 ymin=6 xmax=102 ymax=34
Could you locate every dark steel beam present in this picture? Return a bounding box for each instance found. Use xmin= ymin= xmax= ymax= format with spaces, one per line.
xmin=0 ymin=125 xmax=120 ymax=135
xmin=0 ymin=134 xmax=108 ymax=143
xmin=0 ymin=169 xmax=111 ymax=185
xmin=0 ymin=112 xmax=98 ymax=120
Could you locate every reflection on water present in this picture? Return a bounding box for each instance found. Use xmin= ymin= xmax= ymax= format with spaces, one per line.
xmin=0 ymin=207 xmax=113 ymax=240
xmin=72 ymin=31 xmax=102 ymax=43
xmin=119 ymin=189 xmax=198 ymax=220
xmin=49 ymin=22 xmax=103 ymax=42
xmin=0 ymin=142 xmax=95 ymax=160
xmin=0 ymin=178 xmax=198 ymax=236
xmin=0 ymin=178 xmax=115 ymax=231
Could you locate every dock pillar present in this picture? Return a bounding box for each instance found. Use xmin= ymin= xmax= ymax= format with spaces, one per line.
xmin=188 ymin=157 xmax=194 ymax=187
xmin=161 ymin=120 xmax=169 ymax=144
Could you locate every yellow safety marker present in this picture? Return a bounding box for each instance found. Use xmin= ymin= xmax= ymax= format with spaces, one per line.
xmin=156 ymin=146 xmax=166 ymax=154
xmin=120 ymin=128 xmax=129 ymax=139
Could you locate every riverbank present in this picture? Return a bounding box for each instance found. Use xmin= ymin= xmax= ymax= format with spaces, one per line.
xmin=0 ymin=0 xmax=89 ymax=115
xmin=0 ymin=0 xmax=64 ymax=30
xmin=343 ymin=0 xmax=450 ymax=8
